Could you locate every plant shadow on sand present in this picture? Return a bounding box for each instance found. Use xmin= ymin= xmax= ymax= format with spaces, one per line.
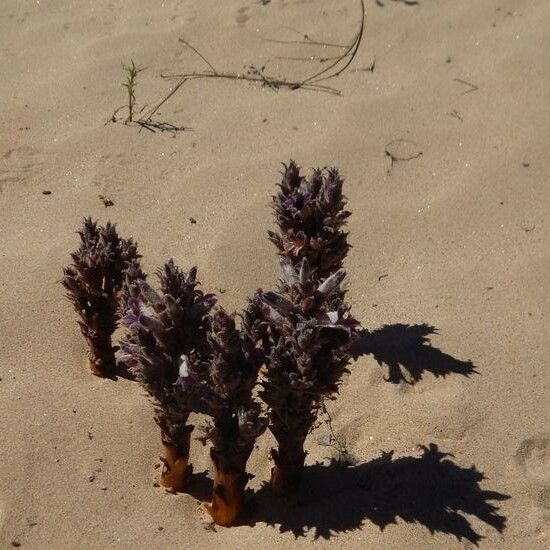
xmin=350 ymin=324 xmax=478 ymax=383
xmin=243 ymin=444 xmax=509 ymax=543
xmin=185 ymin=469 xmax=214 ymax=502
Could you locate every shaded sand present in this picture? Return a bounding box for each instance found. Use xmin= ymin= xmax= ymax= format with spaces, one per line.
xmin=1 ymin=0 xmax=549 ymax=548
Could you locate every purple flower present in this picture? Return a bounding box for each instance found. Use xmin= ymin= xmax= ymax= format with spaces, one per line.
xmin=122 ymin=297 xmax=156 ymax=331
xmin=121 ymin=297 xmax=142 ymax=329
xmin=115 ymin=341 xmax=140 ymax=364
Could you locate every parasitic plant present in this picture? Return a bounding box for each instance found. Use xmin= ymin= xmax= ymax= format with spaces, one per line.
xmin=62 ymin=217 xmax=143 ymax=377
xmin=268 ymin=160 xmax=351 ymax=282
xmin=256 ymin=258 xmax=359 ymax=494
xmin=117 ymin=260 xmax=215 ymax=491
xmin=196 ymin=308 xmax=267 ymax=526
xmin=256 ymin=160 xmax=358 ymax=494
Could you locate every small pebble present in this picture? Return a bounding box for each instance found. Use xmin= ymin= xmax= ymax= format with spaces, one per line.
xmin=42 ymin=190 xmax=51 ymax=195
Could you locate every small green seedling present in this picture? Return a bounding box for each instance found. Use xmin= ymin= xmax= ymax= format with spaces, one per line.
xmin=122 ymin=60 xmax=144 ymax=123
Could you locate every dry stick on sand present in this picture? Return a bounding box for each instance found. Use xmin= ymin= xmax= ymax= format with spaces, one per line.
xmin=319 ymin=400 xmax=358 ymax=465
xmin=160 ymin=0 xmax=365 ymax=97
xmin=137 ymin=77 xmax=190 ymax=134
xmin=384 ymin=139 xmax=423 ymax=172
xmin=453 ymin=77 xmax=479 ymax=95
xmin=61 ymin=218 xmax=144 ymax=377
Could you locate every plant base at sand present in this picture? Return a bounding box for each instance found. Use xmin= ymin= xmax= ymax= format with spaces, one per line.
xmin=270 ymin=441 xmax=307 ymax=495
xmin=159 ymin=427 xmax=193 ymax=492
xmin=257 ymin=263 xmax=358 ymax=495
xmin=86 ymin=339 xmax=114 ymax=377
xmin=205 ymin=451 xmax=249 ymax=526
xmin=197 ymin=309 xmax=267 ymax=525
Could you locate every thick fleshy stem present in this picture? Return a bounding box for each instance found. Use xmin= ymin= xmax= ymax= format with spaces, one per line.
xmin=86 ymin=335 xmax=115 ymax=377
xmin=270 ymin=432 xmax=308 ymax=494
xmin=159 ymin=426 xmax=193 ymax=492
xmin=205 ymin=450 xmax=249 ymax=526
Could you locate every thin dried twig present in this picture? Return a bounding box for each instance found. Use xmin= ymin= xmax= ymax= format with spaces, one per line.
xmin=135 ymin=119 xmax=191 ymax=134
xmin=145 ymin=78 xmax=187 ymax=120
xmin=266 ymin=26 xmax=348 ymax=49
xmin=178 ymin=37 xmax=218 ymax=74
xmin=161 ymin=0 xmax=365 ymax=96
xmin=273 ymin=53 xmax=346 ymax=63
xmin=301 ymin=0 xmax=365 ymax=86
xmin=320 ymin=400 xmax=358 ymax=466
xmin=351 ymin=56 xmax=376 ymax=72
xmin=385 ymin=139 xmax=423 ymax=173
xmin=264 ymin=37 xmax=349 ymax=49
xmin=453 ymin=77 xmax=479 ymax=95
xmin=161 ymin=69 xmax=342 ymax=95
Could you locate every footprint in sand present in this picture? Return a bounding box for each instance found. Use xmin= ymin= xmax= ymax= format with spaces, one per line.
xmin=527 ymin=485 xmax=550 ymax=539
xmin=235 ymin=7 xmax=250 ymax=27
xmin=94 ymin=152 xmax=128 ymax=192
xmin=0 ymin=146 xmax=43 ymax=191
xmin=515 ymin=437 xmax=550 ymax=539
xmin=536 ymin=485 xmax=550 ymax=513
xmin=0 ymin=497 xmax=4 ymax=537
xmin=515 ymin=435 xmax=550 ymax=481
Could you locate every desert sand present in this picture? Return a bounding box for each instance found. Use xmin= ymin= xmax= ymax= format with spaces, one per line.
xmin=1 ymin=0 xmax=549 ymax=548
